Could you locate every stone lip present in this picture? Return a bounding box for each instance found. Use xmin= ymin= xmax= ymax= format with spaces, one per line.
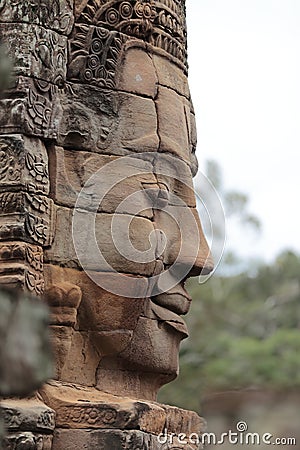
xmin=39 ymin=381 xmax=205 ymax=437
xmin=146 ymin=301 xmax=189 ymax=338
xmin=152 ymin=282 xmax=192 ymax=316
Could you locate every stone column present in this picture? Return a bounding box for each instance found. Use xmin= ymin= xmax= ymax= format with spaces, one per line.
xmin=0 ymin=1 xmax=213 ymax=449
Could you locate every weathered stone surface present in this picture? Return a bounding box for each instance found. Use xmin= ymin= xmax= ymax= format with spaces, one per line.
xmin=74 ymin=0 xmax=188 ymax=71
xmin=156 ymin=86 xmax=191 ymax=164
xmin=48 ymin=147 xmax=155 ymax=218
xmin=67 ymin=24 xmax=127 ymax=89
xmin=2 ymin=431 xmax=53 ymax=450
xmin=153 ymin=54 xmax=190 ymax=99
xmin=1 ymin=398 xmax=55 ymax=433
xmin=50 ymin=327 xmax=102 ymax=385
xmin=0 ymin=242 xmax=44 ymax=295
xmin=0 ymin=191 xmax=55 ymax=246
xmin=162 ymin=404 xmax=205 ymax=437
xmin=44 ymin=265 xmax=149 ymax=310
xmin=114 ymin=315 xmax=182 ymax=376
xmin=45 ymin=207 xmax=157 ymax=275
xmin=153 ymin=153 xmax=197 ymax=208
xmin=0 ymin=23 xmax=67 ymax=87
xmin=0 ymin=0 xmax=74 ymax=35
xmin=46 ymin=282 xmax=82 ymax=327
xmin=154 ymin=206 xmax=213 ymax=273
xmin=117 ymin=46 xmax=158 ymax=98
xmin=40 ymin=381 xmax=166 ymax=433
xmin=58 ymin=84 xmax=159 ymax=154
xmin=52 ymin=428 xmax=201 ymax=450
xmin=43 ymin=265 xmax=148 ymax=384
xmin=0 ymin=134 xmax=49 ymax=195
xmin=0 ymin=77 xmax=61 ymax=139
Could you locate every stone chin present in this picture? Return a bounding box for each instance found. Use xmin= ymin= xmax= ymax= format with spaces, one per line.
xmin=96 ymin=299 xmax=189 ymax=401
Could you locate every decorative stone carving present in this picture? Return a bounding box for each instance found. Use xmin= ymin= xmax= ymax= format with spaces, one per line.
xmin=1 ymin=398 xmax=55 ymax=450
xmin=68 ymin=25 xmax=127 ymax=88
xmin=0 ymin=23 xmax=67 ymax=87
xmin=0 ymin=242 xmax=44 ymax=294
xmin=39 ymin=381 xmax=205 ymax=450
xmin=0 ymin=0 xmax=74 ymax=35
xmin=0 ymin=135 xmax=49 ymax=195
xmin=75 ymin=0 xmax=187 ymax=70
xmin=0 ymin=191 xmax=54 ymax=246
xmin=0 ymin=77 xmax=61 ymax=139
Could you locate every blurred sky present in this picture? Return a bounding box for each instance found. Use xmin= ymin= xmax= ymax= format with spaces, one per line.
xmin=187 ymin=0 xmax=300 ymax=264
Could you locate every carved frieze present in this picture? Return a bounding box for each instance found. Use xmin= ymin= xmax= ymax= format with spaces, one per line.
xmin=0 ymin=23 xmax=67 ymax=88
xmin=2 ymin=432 xmax=53 ymax=449
xmin=0 ymin=77 xmax=61 ymax=139
xmin=0 ymin=0 xmax=74 ymax=35
xmin=0 ymin=134 xmax=49 ymax=195
xmin=68 ymin=25 xmax=126 ymax=88
xmin=75 ymin=0 xmax=187 ymax=70
xmin=1 ymin=398 xmax=55 ymax=449
xmin=1 ymin=400 xmax=55 ymax=433
xmin=0 ymin=242 xmax=44 ymax=294
xmin=0 ymin=192 xmax=54 ymax=246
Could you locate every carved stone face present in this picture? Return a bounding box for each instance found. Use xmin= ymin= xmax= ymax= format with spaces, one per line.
xmin=41 ymin=0 xmax=213 ymax=401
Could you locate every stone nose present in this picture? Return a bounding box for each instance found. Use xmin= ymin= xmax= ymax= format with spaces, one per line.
xmin=156 ymin=205 xmax=214 ymax=279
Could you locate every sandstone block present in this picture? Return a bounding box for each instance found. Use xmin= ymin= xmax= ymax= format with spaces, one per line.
xmin=2 ymin=431 xmax=53 ymax=449
xmin=0 ymin=134 xmax=49 ymax=195
xmin=52 ymin=429 xmax=164 ymax=450
xmin=0 ymin=0 xmax=74 ymax=35
xmin=48 ymin=147 xmax=155 ymax=218
xmin=117 ymin=316 xmax=182 ymax=376
xmin=154 ymin=206 xmax=213 ymax=274
xmin=153 ymin=153 xmax=197 ymax=208
xmin=58 ymin=84 xmax=159 ymax=154
xmin=0 ymin=77 xmax=61 ymax=139
xmin=45 ymin=207 xmax=157 ymax=276
xmin=73 ymin=0 xmax=188 ymax=71
xmin=44 ymin=265 xmax=149 ymax=311
xmin=67 ymin=25 xmax=127 ymax=90
xmin=153 ymin=54 xmax=190 ymax=99
xmin=0 ymin=23 xmax=67 ymax=87
xmin=49 ymin=327 xmax=101 ymax=385
xmin=40 ymin=381 xmax=166 ymax=432
xmin=0 ymin=241 xmax=44 ymax=295
xmin=0 ymin=192 xmax=55 ymax=246
xmin=46 ymin=282 xmax=82 ymax=326
xmin=117 ymin=46 xmax=158 ymax=98
xmin=1 ymin=398 xmax=55 ymax=433
xmin=155 ymin=86 xmax=190 ymax=164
